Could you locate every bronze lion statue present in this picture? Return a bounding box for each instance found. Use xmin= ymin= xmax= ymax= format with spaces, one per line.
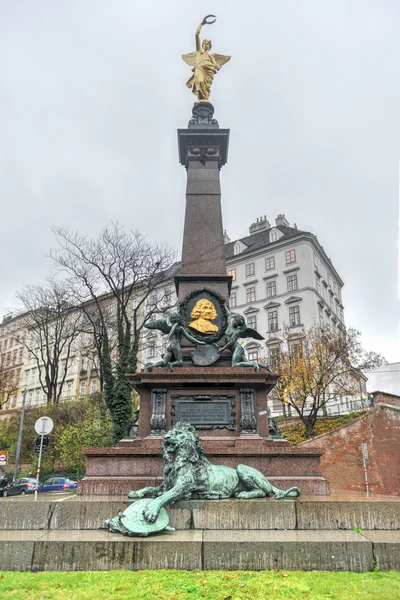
xmin=128 ymin=422 xmax=300 ymax=524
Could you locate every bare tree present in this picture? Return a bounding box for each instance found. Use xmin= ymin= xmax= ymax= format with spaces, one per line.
xmin=16 ymin=280 xmax=82 ymax=404
xmin=0 ymin=362 xmax=20 ymax=409
xmin=50 ymin=223 xmax=177 ymax=441
xmin=268 ymin=325 xmax=383 ymax=436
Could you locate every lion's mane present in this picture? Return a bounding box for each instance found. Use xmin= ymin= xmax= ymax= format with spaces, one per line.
xmin=162 ymin=422 xmax=210 ymax=493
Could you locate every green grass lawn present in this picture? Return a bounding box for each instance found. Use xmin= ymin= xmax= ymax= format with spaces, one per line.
xmin=0 ymin=570 xmax=399 ymax=599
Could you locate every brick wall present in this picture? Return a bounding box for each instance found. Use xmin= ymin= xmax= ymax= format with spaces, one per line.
xmin=298 ymin=400 xmax=400 ymax=495
xmin=373 ymin=390 xmax=400 ymax=408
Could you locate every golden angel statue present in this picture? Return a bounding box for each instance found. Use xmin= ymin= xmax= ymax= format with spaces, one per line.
xmin=182 ymin=15 xmax=231 ymax=103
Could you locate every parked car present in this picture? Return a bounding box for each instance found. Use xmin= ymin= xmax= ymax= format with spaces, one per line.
xmin=38 ymin=477 xmax=78 ymax=493
xmin=2 ymin=477 xmax=37 ymax=497
xmin=0 ymin=477 xmax=11 ymax=497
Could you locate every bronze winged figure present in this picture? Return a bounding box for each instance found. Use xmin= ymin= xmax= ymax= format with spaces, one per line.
xmin=221 ymin=314 xmax=272 ymax=372
xmin=144 ymin=313 xmax=205 ymax=372
xmin=182 ymin=15 xmax=231 ymax=103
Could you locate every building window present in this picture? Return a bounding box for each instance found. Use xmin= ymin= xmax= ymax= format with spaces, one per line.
xmin=329 ymin=295 xmax=334 ymax=309
xmin=316 ymin=277 xmax=321 ymax=294
xmin=66 ymin=381 xmax=73 ymax=398
xmin=245 ymin=262 xmax=255 ymax=277
xmin=333 ymin=282 xmax=337 ymax=295
xmin=67 ymin=358 xmax=75 ymax=375
xmin=90 ymin=379 xmax=98 ymax=394
xmin=147 ymin=293 xmax=157 ymax=307
xmin=291 ymin=342 xmax=303 ymax=358
xmin=246 ymin=286 xmax=256 ymax=303
xmin=233 ymin=242 xmax=245 ymax=255
xmin=287 ymin=274 xmax=298 ymax=292
xmin=319 ymin=306 xmax=324 ymax=325
xmin=327 ymin=273 xmax=332 ymax=287
xmin=247 ymin=315 xmax=257 ymax=330
xmin=270 ymin=230 xmax=278 ymax=242
xmin=228 ymin=269 xmax=236 ymax=281
xmin=266 ymin=280 xmax=276 ymax=298
xmin=80 ymin=381 xmax=86 ymax=396
xmin=147 ymin=339 xmax=156 ymax=359
xmin=269 ymin=347 xmax=280 ymax=371
xmin=229 ymin=292 xmax=237 ymax=308
xmin=314 ymin=253 xmax=318 ymax=268
xmin=35 ymin=389 xmax=40 ymax=404
xmin=265 ymin=256 xmax=275 ymax=271
xmin=248 ymin=351 xmax=258 ymax=361
xmin=19 ymin=348 xmax=23 ymax=361
xmin=268 ymin=311 xmax=278 ymax=332
xmin=289 ymin=305 xmax=301 ymax=327
xmin=285 ymin=249 xmax=296 ymax=265
xmin=28 ymin=391 xmax=33 ymax=405
xmin=81 ymin=356 xmax=88 ymax=371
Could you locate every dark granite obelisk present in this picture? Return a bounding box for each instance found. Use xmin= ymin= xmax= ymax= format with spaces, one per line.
xmin=176 ymin=102 xmax=231 ymax=303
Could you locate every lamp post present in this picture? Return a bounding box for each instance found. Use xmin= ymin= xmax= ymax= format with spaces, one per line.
xmin=13 ymin=388 xmax=27 ymax=482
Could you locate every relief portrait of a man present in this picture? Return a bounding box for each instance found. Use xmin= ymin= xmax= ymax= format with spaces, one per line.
xmin=188 ymin=299 xmax=219 ymax=334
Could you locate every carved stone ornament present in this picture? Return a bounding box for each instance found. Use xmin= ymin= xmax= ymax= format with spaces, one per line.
xmin=240 ymin=389 xmax=257 ymax=435
xmin=150 ymin=389 xmax=167 ymax=435
xmin=188 ymin=146 xmax=219 ymax=165
xmin=188 ymin=102 xmax=219 ymax=126
xmin=179 ymin=287 xmax=229 ymax=344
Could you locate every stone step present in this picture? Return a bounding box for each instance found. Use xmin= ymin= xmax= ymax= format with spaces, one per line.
xmin=1 ymin=499 xmax=399 ymax=532
xmin=79 ymin=475 xmax=329 ymax=496
xmin=1 ymin=529 xmax=399 ymax=572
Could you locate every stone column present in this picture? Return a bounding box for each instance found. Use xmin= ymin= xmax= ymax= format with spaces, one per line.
xmin=176 ymin=102 xmax=231 ymax=302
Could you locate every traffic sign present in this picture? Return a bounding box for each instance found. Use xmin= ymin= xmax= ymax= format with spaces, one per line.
xmin=0 ymin=451 xmax=7 ymax=466
xmin=34 ymin=417 xmax=54 ymax=435
xmin=35 ymin=435 xmax=49 ymax=454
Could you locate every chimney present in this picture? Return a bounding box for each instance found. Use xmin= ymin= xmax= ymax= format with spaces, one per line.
xmin=249 ymin=215 xmax=271 ymax=235
xmin=223 ymin=230 xmax=231 ymax=244
xmin=275 ymin=214 xmax=289 ymax=227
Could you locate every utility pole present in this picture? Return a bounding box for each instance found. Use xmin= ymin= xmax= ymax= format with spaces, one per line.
xmin=13 ymin=388 xmax=27 ymax=482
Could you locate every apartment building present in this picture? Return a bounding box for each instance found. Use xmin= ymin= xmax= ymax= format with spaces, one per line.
xmin=224 ymin=214 xmax=345 ymax=365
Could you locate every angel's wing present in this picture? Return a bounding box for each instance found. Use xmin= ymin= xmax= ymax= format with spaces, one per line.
xmin=145 ymin=319 xmax=171 ymax=335
xmin=210 ymin=53 xmax=231 ymax=67
xmin=238 ymin=327 xmax=265 ymax=341
xmin=182 ymin=52 xmax=197 ymax=67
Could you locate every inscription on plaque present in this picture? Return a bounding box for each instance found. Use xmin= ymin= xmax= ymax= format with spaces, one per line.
xmin=172 ymin=395 xmax=235 ymax=430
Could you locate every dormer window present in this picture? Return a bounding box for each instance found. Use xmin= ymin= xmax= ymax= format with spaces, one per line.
xmin=269 ymin=228 xmax=283 ymax=243
xmin=233 ymin=240 xmax=247 ymax=255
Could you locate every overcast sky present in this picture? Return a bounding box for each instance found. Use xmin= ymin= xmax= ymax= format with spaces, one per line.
xmin=1 ymin=1 xmax=399 ymax=361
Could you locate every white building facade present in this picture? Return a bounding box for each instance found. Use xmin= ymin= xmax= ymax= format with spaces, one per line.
xmin=223 ymin=214 xmax=345 ymax=365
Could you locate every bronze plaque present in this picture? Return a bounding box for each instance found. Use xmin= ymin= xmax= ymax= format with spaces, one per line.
xmin=172 ymin=395 xmax=234 ymax=430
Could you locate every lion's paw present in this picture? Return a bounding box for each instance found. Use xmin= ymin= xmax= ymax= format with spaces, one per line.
xmin=143 ymin=502 xmax=159 ymax=523
xmin=128 ymin=490 xmax=143 ymax=499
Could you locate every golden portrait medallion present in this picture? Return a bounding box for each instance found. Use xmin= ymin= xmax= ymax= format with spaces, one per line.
xmin=188 ymin=298 xmax=219 ymax=334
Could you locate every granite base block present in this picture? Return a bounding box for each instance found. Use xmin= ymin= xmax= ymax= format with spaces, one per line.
xmin=361 ymin=531 xmax=400 ymax=571
xmin=0 ymin=531 xmax=46 ymax=571
xmin=202 ymin=530 xmax=373 ymax=572
xmin=31 ymin=530 xmax=202 ymax=572
xmin=296 ymin=501 xmax=400 ymax=530
xmin=190 ymin=499 xmax=296 ymax=530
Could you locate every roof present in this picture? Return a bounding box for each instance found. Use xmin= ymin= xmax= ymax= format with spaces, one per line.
xmin=224 ymin=225 xmax=312 ymax=260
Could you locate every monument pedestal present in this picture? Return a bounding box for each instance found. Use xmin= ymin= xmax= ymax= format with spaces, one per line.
xmin=79 ymin=366 xmax=329 ymax=496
